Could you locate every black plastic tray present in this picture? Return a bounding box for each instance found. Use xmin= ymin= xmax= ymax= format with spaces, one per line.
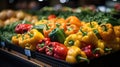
xmin=4 ymin=41 xmax=36 ymax=58
xmin=1 ymin=41 xmax=120 ymax=67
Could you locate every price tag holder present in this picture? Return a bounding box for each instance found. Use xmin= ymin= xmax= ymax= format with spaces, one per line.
xmin=24 ymin=49 xmax=31 ymax=60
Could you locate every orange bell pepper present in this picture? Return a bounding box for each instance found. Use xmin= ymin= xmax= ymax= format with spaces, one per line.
xmin=65 ymin=24 xmax=79 ymax=35
xmin=55 ymin=18 xmax=67 ymax=31
xmin=43 ymin=22 xmax=56 ymax=37
xmin=66 ymin=16 xmax=82 ymax=27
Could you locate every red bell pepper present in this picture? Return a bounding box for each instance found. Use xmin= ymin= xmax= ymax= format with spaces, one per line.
xmin=45 ymin=42 xmax=55 ymax=56
xmin=15 ymin=24 xmax=33 ymax=34
xmin=48 ymin=14 xmax=56 ymax=20
xmin=36 ymin=38 xmax=50 ymax=53
xmin=45 ymin=42 xmax=68 ymax=60
xmin=82 ymin=45 xmax=94 ymax=59
xmin=53 ymin=43 xmax=68 ymax=60
xmin=82 ymin=44 xmax=105 ymax=59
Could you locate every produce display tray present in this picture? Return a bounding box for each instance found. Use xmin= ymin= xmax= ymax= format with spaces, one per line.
xmin=1 ymin=41 xmax=120 ymax=67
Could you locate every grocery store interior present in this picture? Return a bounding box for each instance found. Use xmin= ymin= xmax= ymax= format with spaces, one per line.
xmin=0 ymin=0 xmax=119 ymax=10
xmin=0 ymin=0 xmax=120 ymax=67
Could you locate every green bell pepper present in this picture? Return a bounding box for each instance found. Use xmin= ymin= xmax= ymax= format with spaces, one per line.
xmin=49 ymin=28 xmax=66 ymax=44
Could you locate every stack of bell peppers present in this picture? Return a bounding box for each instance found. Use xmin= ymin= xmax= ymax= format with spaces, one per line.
xmin=36 ymin=38 xmax=68 ymax=60
xmin=12 ymin=23 xmax=44 ymax=50
xmin=10 ymin=15 xmax=120 ymax=64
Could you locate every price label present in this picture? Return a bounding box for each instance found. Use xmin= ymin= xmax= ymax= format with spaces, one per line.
xmin=24 ymin=49 xmax=31 ymax=57
xmin=1 ymin=42 xmax=5 ymax=47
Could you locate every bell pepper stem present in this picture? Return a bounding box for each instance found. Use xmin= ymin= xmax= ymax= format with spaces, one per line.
xmin=28 ymin=32 xmax=33 ymax=38
xmin=45 ymin=24 xmax=49 ymax=30
xmin=76 ymin=55 xmax=90 ymax=63
xmin=46 ymin=46 xmax=53 ymax=52
xmin=80 ymin=27 xmax=87 ymax=36
xmin=68 ymin=40 xmax=74 ymax=46
xmin=90 ymin=22 xmax=93 ymax=28
xmin=93 ymin=48 xmax=100 ymax=53
xmin=68 ymin=27 xmax=72 ymax=31
xmin=101 ymin=25 xmax=107 ymax=31
xmin=56 ymin=23 xmax=60 ymax=28
xmin=93 ymin=29 xmax=101 ymax=39
xmin=22 ymin=34 xmax=24 ymax=40
xmin=104 ymin=48 xmax=112 ymax=52
xmin=38 ymin=43 xmax=45 ymax=48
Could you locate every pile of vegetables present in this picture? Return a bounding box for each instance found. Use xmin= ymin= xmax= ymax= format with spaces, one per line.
xmin=0 ymin=9 xmax=120 ymax=64
xmin=0 ymin=10 xmax=38 ymax=27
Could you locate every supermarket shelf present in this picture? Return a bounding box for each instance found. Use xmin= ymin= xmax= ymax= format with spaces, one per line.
xmin=0 ymin=48 xmax=51 ymax=67
xmin=1 ymin=41 xmax=120 ymax=67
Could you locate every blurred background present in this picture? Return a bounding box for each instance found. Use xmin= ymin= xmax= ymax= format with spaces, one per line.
xmin=0 ymin=0 xmax=120 ymax=11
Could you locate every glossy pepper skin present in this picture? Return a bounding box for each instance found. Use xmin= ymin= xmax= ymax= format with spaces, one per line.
xmin=77 ymin=28 xmax=98 ymax=46
xmin=113 ymin=26 xmax=120 ymax=38
xmin=98 ymin=23 xmax=115 ymax=41
xmin=96 ymin=39 xmax=112 ymax=55
xmin=36 ymin=38 xmax=50 ymax=53
xmin=85 ymin=21 xmax=99 ymax=32
xmin=49 ymin=28 xmax=66 ymax=44
xmin=82 ymin=44 xmax=104 ymax=59
xmin=15 ymin=24 xmax=33 ymax=34
xmin=12 ymin=34 xmax=22 ymax=45
xmin=105 ymin=37 xmax=120 ymax=51
xmin=26 ymin=29 xmax=44 ymax=44
xmin=43 ymin=22 xmax=56 ymax=37
xmin=82 ymin=45 xmax=94 ymax=59
xmin=66 ymin=46 xmax=88 ymax=63
xmin=35 ymin=19 xmax=48 ymax=25
xmin=45 ymin=42 xmax=68 ymax=60
xmin=25 ymin=29 xmax=44 ymax=51
xmin=65 ymin=24 xmax=79 ymax=36
xmin=53 ymin=42 xmax=68 ymax=60
xmin=55 ymin=18 xmax=67 ymax=31
xmin=66 ymin=16 xmax=82 ymax=27
xmin=12 ymin=29 xmax=44 ymax=50
xmin=48 ymin=14 xmax=56 ymax=20
xmin=18 ymin=34 xmax=30 ymax=48
xmin=97 ymin=39 xmax=105 ymax=50
xmin=64 ymin=34 xmax=81 ymax=48
xmin=45 ymin=42 xmax=54 ymax=56
xmin=84 ymin=22 xmax=101 ymax=39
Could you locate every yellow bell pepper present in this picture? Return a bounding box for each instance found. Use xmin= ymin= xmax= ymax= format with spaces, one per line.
xmin=81 ymin=22 xmax=101 ymax=39
xmin=12 ymin=29 xmax=44 ymax=50
xmin=98 ymin=23 xmax=115 ymax=41
xmin=19 ymin=34 xmax=30 ymax=48
xmin=27 ymin=29 xmax=44 ymax=44
xmin=105 ymin=37 xmax=120 ymax=51
xmin=66 ymin=46 xmax=88 ymax=63
xmin=64 ymin=34 xmax=82 ymax=48
xmin=35 ymin=19 xmax=48 ymax=25
xmin=85 ymin=21 xmax=99 ymax=32
xmin=117 ymin=37 xmax=120 ymax=45
xmin=77 ymin=29 xmax=98 ymax=46
xmin=11 ymin=34 xmax=22 ymax=45
xmin=93 ymin=40 xmax=106 ymax=56
xmin=19 ymin=29 xmax=44 ymax=49
xmin=113 ymin=26 xmax=120 ymax=38
xmin=95 ymin=39 xmax=116 ymax=55
xmin=97 ymin=39 xmax=105 ymax=49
